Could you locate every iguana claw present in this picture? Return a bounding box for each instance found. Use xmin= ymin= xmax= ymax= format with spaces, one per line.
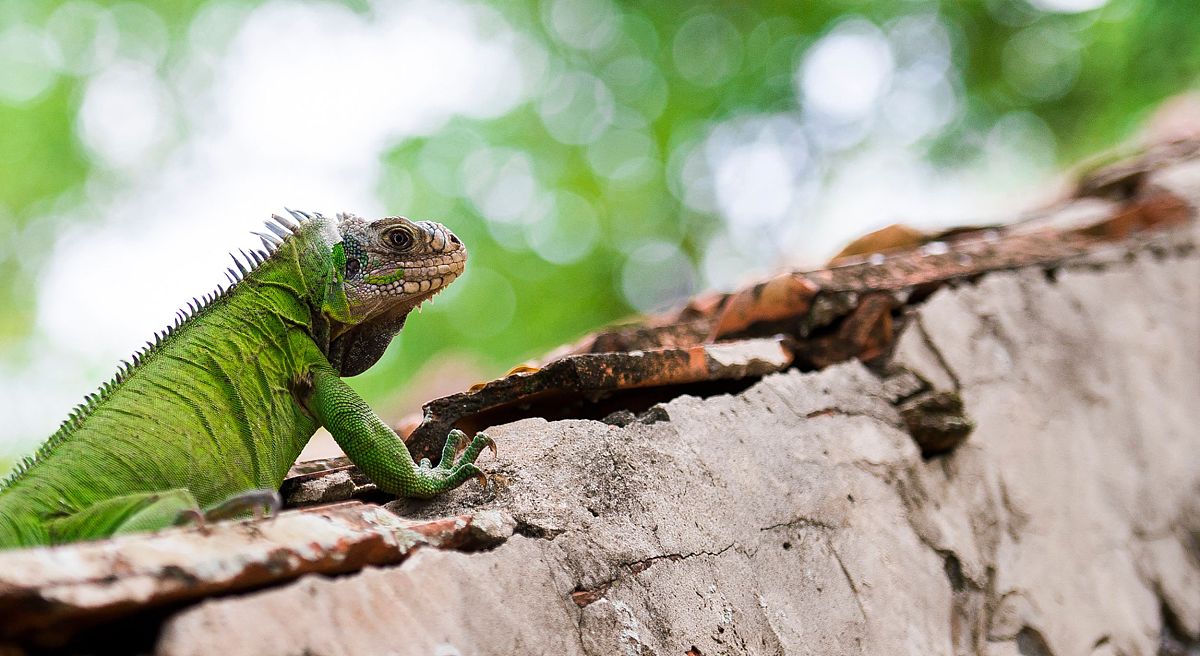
xmin=420 ymin=430 xmax=495 ymax=494
xmin=459 ymin=431 xmax=496 ymax=465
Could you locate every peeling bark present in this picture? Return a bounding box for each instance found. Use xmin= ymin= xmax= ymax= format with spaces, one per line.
xmin=0 ymin=142 xmax=1198 ymax=655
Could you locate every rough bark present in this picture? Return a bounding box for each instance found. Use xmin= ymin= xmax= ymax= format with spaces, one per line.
xmin=1 ymin=144 xmax=1197 ymax=656
xmin=157 ymin=221 xmax=1200 ymax=654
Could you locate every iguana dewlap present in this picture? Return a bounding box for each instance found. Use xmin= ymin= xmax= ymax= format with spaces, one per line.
xmin=0 ymin=210 xmax=492 ymax=549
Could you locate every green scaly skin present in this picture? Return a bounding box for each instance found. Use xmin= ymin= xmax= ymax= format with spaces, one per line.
xmin=0 ymin=210 xmax=492 ymax=549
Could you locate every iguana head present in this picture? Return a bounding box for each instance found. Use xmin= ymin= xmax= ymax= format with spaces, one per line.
xmin=322 ymin=213 xmax=467 ymax=376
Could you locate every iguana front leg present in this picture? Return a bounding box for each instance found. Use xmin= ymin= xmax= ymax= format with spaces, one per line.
xmin=303 ymin=362 xmax=493 ymax=498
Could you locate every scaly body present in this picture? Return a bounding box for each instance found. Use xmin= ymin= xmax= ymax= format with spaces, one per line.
xmin=0 ymin=211 xmax=491 ymax=549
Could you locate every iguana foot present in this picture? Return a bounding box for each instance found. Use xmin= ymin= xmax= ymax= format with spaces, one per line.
xmin=414 ymin=429 xmax=496 ymax=493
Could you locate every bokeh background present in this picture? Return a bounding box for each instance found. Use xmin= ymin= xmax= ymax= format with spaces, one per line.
xmin=1 ymin=0 xmax=1198 ymax=470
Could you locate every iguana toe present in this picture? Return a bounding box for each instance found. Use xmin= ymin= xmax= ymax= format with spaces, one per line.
xmin=413 ymin=431 xmax=495 ymax=495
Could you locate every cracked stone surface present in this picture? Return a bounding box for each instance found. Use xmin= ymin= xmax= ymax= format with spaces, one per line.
xmin=156 ymin=237 xmax=1199 ymax=656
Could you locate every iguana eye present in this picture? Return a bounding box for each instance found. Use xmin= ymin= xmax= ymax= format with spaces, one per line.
xmin=385 ymin=229 xmax=413 ymax=251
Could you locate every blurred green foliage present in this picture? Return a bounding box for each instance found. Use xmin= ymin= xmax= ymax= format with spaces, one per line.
xmin=0 ymin=0 xmax=1197 ymax=453
xmin=360 ymin=0 xmax=1200 ymax=400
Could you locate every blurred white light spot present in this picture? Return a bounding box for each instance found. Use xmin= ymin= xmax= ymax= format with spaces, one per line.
xmin=538 ymin=70 xmax=615 ymax=145
xmin=0 ymin=354 xmax=100 ymax=461
xmin=887 ymin=15 xmax=952 ymax=78
xmin=111 ymin=3 xmax=169 ymax=67
xmin=447 ymin=267 xmax=516 ymax=339
xmin=715 ymin=142 xmax=795 ymax=228
xmin=802 ymin=111 xmax=874 ymax=152
xmin=77 ymin=62 xmax=172 ymax=170
xmin=380 ymin=166 xmax=416 ymax=209
xmin=526 ymin=191 xmax=599 ymax=264
xmin=187 ymin=1 xmax=251 ymax=56
xmin=0 ymin=25 xmax=59 ymax=105
xmin=460 ymin=148 xmax=538 ymax=224
xmin=986 ymin=111 xmax=1057 ymax=186
xmin=418 ymin=128 xmax=487 ymax=197
xmin=672 ymin=14 xmax=743 ymax=88
xmin=602 ymin=56 xmax=668 ymax=120
xmin=683 ymin=114 xmax=808 ymax=238
xmin=702 ymin=237 xmax=768 ymax=292
xmin=798 ymin=19 xmax=894 ymax=121
xmin=586 ymin=128 xmax=658 ymax=184
xmin=882 ymin=79 xmax=958 ymax=143
xmin=620 ymin=240 xmax=695 ymax=313
xmin=545 ymin=0 xmax=618 ymax=51
xmin=218 ymin=2 xmax=528 ymax=161
xmin=46 ymin=1 xmax=119 ymax=76
xmin=602 ymin=55 xmax=652 ymax=88
xmin=676 ymin=143 xmax=717 ymax=213
xmin=1028 ymin=0 xmax=1108 ymax=12
xmin=482 ymin=220 xmax=529 ymax=253
xmin=1002 ymin=25 xmax=1080 ymax=102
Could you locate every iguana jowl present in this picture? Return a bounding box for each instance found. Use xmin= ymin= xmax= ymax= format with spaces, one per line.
xmin=0 ymin=210 xmax=492 ymax=549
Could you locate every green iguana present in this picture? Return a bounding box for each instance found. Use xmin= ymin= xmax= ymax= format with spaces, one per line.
xmin=0 ymin=210 xmax=493 ymax=549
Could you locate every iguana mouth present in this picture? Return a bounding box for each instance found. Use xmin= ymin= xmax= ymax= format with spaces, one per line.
xmin=404 ymin=270 xmax=460 ymax=314
xmin=373 ymin=252 xmax=466 ymax=315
